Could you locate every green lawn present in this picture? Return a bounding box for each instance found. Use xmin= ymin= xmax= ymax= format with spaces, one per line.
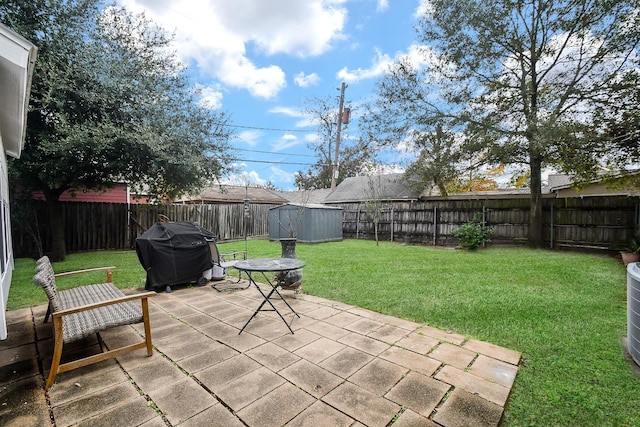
xmin=8 ymin=239 xmax=640 ymax=426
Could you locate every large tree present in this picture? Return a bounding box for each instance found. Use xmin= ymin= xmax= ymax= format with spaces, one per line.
xmin=403 ymin=125 xmax=463 ymax=196
xmin=295 ymin=96 xmax=373 ymax=190
xmin=365 ymin=0 xmax=639 ymax=247
xmin=2 ymin=0 xmax=234 ymax=260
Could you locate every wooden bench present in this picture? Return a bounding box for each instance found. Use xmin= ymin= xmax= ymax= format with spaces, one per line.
xmin=33 ymin=256 xmax=155 ymax=389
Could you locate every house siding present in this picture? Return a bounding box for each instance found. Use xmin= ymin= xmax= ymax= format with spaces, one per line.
xmin=0 ymin=24 xmax=37 ymax=340
xmin=32 ymin=185 xmax=148 ymax=204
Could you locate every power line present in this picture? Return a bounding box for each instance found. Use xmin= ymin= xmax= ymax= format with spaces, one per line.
xmin=236 ymin=147 xmax=317 ymax=158
xmin=230 ymin=123 xmax=310 ymax=133
xmin=230 ymin=158 xmax=329 ymax=166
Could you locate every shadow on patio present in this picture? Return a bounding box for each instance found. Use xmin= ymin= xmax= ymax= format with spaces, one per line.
xmin=1 ymin=279 xmax=521 ymax=427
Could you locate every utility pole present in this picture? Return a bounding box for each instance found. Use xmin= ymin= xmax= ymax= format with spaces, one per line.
xmin=331 ymin=82 xmax=347 ymax=190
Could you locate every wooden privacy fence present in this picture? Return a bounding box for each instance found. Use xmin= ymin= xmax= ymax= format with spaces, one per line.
xmin=11 ymin=195 xmax=639 ymax=258
xmin=12 ymin=202 xmax=278 ymax=259
xmin=331 ymin=195 xmax=639 ymax=251
xmin=128 ymin=203 xmax=274 ymax=242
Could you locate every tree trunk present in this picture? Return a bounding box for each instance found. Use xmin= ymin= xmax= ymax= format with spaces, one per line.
xmin=528 ymin=156 xmax=545 ymax=248
xmin=374 ymin=220 xmax=379 ymax=246
xmin=45 ymin=194 xmax=66 ymax=261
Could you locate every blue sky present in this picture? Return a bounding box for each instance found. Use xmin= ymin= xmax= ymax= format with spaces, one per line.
xmin=116 ymin=0 xmax=426 ymax=190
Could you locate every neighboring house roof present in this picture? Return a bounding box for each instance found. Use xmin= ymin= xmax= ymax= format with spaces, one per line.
xmin=547 ymin=173 xmax=640 ymax=197
xmin=443 ymin=188 xmax=533 ymax=199
xmin=546 ymin=174 xmax=572 ymax=191
xmin=324 ymin=173 xmax=422 ymax=203
xmin=273 ymin=189 xmax=334 ymax=204
xmin=441 ymin=173 xmax=640 ymax=200
xmin=176 ymin=185 xmax=288 ymax=204
xmin=0 ymin=23 xmax=37 ymax=159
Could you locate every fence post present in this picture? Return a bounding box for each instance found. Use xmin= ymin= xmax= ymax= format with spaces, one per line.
xmin=356 ymin=203 xmax=361 ymax=239
xmin=433 ymin=206 xmax=437 ymax=246
xmin=390 ymin=205 xmax=394 ymax=242
xmin=550 ymin=203 xmax=554 ymax=249
xmin=482 ymin=205 xmax=486 ymax=247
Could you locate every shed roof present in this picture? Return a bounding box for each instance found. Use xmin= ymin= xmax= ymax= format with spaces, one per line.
xmin=269 ymin=202 xmax=342 ymax=210
xmin=176 ymin=185 xmax=288 ymax=204
xmin=324 ymin=173 xmax=422 ymax=203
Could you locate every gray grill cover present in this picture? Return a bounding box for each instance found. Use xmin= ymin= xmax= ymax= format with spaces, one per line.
xmin=136 ymin=222 xmax=215 ymax=291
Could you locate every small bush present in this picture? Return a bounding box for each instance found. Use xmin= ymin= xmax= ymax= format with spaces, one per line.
xmin=453 ymin=214 xmax=492 ymax=250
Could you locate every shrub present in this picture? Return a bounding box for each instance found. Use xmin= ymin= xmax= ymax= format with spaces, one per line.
xmin=453 ymin=214 xmax=492 ymax=250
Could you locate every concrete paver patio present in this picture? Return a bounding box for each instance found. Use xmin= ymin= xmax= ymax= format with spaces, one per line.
xmin=1 ymin=279 xmax=521 ymax=427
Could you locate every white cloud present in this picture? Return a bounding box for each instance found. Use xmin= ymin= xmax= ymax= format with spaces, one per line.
xmin=235 ymin=130 xmax=261 ymax=147
xmin=268 ymin=106 xmax=303 ymax=117
xmin=213 ymin=0 xmax=348 ymax=57
xmin=223 ymin=165 xmax=296 ymax=189
xmin=415 ymin=0 xmax=433 ymax=18
xmin=294 ymin=72 xmax=321 ymax=88
xmin=222 ymin=170 xmax=267 ymax=186
xmin=272 ymin=134 xmax=302 ymax=151
xmin=304 ymin=133 xmax=319 ymax=144
xmin=337 ymin=44 xmax=442 ymax=83
xmin=337 ymin=48 xmax=393 ymax=82
xmin=376 ymin=0 xmax=389 ymax=12
xmin=195 ymin=83 xmax=224 ymax=109
xmin=270 ymin=166 xmax=296 ymax=185
xmin=118 ymin=0 xmax=347 ymax=99
xmin=218 ymin=57 xmax=287 ymax=99
xmin=268 ymin=106 xmax=315 ymax=128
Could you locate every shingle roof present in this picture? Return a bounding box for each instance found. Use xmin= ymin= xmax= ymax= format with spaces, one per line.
xmin=324 ymin=173 xmax=422 ymax=203
xmin=272 ymin=189 xmax=334 ymax=204
xmin=176 ymin=185 xmax=288 ymax=204
xmin=445 ymin=188 xmax=532 ymax=199
xmin=546 ymin=174 xmax=572 ymax=191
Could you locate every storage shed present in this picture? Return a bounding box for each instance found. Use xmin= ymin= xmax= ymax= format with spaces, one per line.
xmin=269 ymin=203 xmax=342 ymax=243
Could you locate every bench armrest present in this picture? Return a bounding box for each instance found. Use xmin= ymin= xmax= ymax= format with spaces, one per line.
xmin=52 ymin=291 xmax=156 ymax=318
xmin=54 ymin=266 xmax=116 ymax=282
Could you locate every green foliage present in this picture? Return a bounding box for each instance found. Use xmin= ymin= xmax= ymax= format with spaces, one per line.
xmin=294 ymin=95 xmax=373 ymax=190
xmin=364 ymin=0 xmax=640 ymax=247
xmin=452 ymin=214 xmax=492 ymax=249
xmin=1 ymin=0 xmax=234 ymax=259
xmin=403 ymin=124 xmax=460 ymax=197
xmin=9 ymin=241 xmax=638 ymax=425
xmin=627 ymin=237 xmax=640 ymax=253
xmin=3 ymin=1 xmax=234 ymax=198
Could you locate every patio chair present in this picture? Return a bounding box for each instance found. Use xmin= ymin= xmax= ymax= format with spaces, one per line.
xmin=33 ymin=256 xmax=155 ymax=389
xmin=208 ymin=239 xmax=249 ymax=291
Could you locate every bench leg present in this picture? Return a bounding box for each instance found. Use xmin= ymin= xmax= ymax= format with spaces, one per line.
xmin=97 ymin=332 xmax=107 ymax=353
xmin=46 ymin=316 xmax=64 ymax=390
xmin=142 ymin=298 xmax=153 ymax=356
xmin=44 ymin=303 xmax=51 ymax=323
